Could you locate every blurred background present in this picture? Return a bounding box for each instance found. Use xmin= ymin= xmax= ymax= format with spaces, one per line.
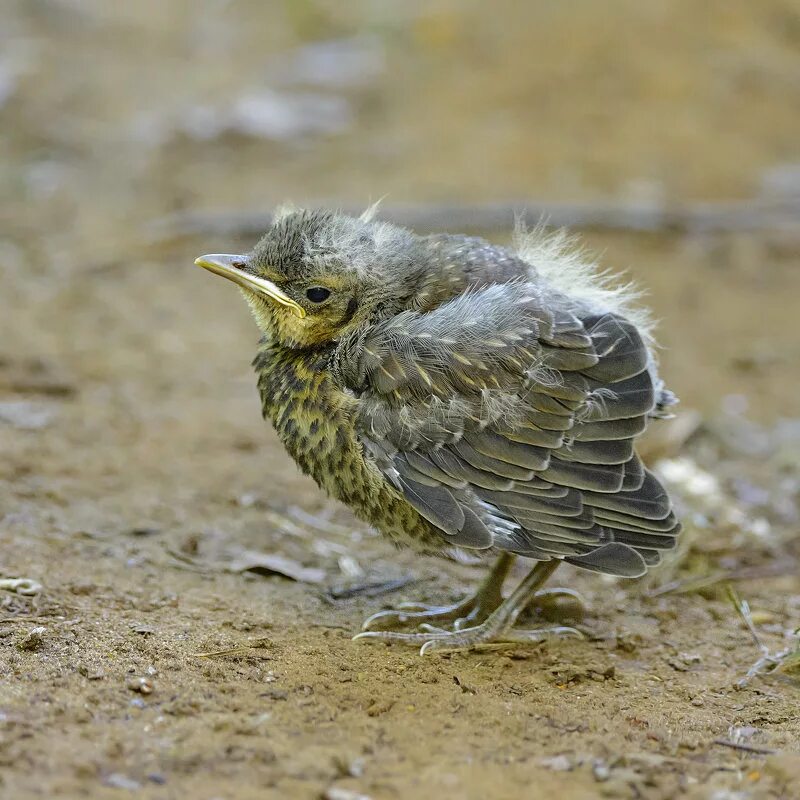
xmin=2 ymin=0 xmax=799 ymax=416
xmin=1 ymin=2 xmax=799 ymax=797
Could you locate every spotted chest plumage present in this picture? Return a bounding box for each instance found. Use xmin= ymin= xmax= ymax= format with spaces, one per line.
xmin=253 ymin=341 xmax=445 ymax=550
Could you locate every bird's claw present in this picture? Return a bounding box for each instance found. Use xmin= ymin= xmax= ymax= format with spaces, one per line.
xmin=360 ymin=597 xmax=493 ymax=632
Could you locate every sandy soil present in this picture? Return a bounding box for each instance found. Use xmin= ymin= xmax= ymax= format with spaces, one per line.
xmin=2 ymin=2 xmax=799 ymax=798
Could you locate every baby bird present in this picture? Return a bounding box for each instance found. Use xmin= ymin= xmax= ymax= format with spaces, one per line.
xmin=195 ymin=205 xmax=680 ymax=654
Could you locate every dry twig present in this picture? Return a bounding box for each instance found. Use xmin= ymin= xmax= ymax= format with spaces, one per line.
xmin=712 ymin=739 xmax=778 ymax=756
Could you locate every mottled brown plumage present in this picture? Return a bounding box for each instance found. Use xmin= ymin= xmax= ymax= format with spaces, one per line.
xmin=195 ymin=206 xmax=680 ymax=653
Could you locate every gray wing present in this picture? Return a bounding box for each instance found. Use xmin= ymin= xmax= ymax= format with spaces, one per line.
xmin=335 ymin=282 xmax=680 ymax=578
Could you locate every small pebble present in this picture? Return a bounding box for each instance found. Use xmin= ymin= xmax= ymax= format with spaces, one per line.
xmin=540 ymin=754 xmax=572 ymax=771
xmin=78 ymin=665 xmax=105 ymax=680
xmin=593 ymin=759 xmax=611 ymax=782
xmin=323 ymin=788 xmax=372 ymax=800
xmin=0 ymin=401 xmax=56 ymax=430
xmin=17 ymin=626 xmax=46 ymax=652
xmin=103 ymin=773 xmax=141 ymax=791
xmin=126 ymin=676 xmax=154 ymax=694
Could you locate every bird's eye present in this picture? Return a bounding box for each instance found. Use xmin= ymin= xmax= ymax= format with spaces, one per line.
xmin=305 ymin=287 xmax=331 ymax=303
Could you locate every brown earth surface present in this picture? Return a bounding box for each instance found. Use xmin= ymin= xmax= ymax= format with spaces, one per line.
xmin=1 ymin=2 xmax=799 ymax=798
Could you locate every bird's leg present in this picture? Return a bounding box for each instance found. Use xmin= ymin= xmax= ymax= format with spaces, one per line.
xmin=354 ymin=560 xmax=583 ymax=655
xmin=361 ymin=553 xmax=515 ymax=633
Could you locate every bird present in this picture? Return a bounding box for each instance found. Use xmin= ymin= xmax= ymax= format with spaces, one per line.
xmin=195 ymin=204 xmax=681 ymax=654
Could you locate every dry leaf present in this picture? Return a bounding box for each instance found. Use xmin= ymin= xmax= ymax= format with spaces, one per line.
xmin=227 ymin=549 xmax=326 ymax=584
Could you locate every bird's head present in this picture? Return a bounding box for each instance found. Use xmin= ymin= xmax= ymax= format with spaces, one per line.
xmin=195 ymin=207 xmax=424 ymax=349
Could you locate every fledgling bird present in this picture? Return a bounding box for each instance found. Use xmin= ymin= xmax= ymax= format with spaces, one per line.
xmin=195 ymin=206 xmax=680 ymax=654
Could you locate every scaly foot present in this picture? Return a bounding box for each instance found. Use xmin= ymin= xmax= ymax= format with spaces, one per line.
xmin=361 ymin=553 xmax=515 ymax=633
xmin=354 ymin=560 xmax=584 ymax=655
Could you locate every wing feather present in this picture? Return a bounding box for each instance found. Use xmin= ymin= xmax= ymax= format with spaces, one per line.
xmin=337 ymin=280 xmax=679 ymax=571
xmin=463 ymin=429 xmax=551 ymax=470
xmin=566 ymin=543 xmax=648 ymax=577
xmin=396 ymin=477 xmax=464 ymax=535
xmin=451 ymin=439 xmax=536 ymax=481
xmin=558 ymin=438 xmax=635 ymax=465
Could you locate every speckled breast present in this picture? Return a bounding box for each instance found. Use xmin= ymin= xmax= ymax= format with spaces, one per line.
xmin=252 ymin=342 xmax=442 ymax=550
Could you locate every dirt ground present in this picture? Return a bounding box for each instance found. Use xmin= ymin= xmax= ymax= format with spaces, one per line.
xmin=2 ymin=2 xmax=799 ymax=798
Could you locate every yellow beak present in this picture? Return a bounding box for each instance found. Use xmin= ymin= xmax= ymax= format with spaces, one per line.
xmin=194 ymin=254 xmax=306 ymax=318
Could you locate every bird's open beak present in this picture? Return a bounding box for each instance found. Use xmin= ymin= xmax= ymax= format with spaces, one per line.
xmin=194 ymin=254 xmax=306 ymax=318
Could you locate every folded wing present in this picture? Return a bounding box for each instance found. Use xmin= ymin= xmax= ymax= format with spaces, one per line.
xmin=336 ymin=282 xmax=680 ymax=578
